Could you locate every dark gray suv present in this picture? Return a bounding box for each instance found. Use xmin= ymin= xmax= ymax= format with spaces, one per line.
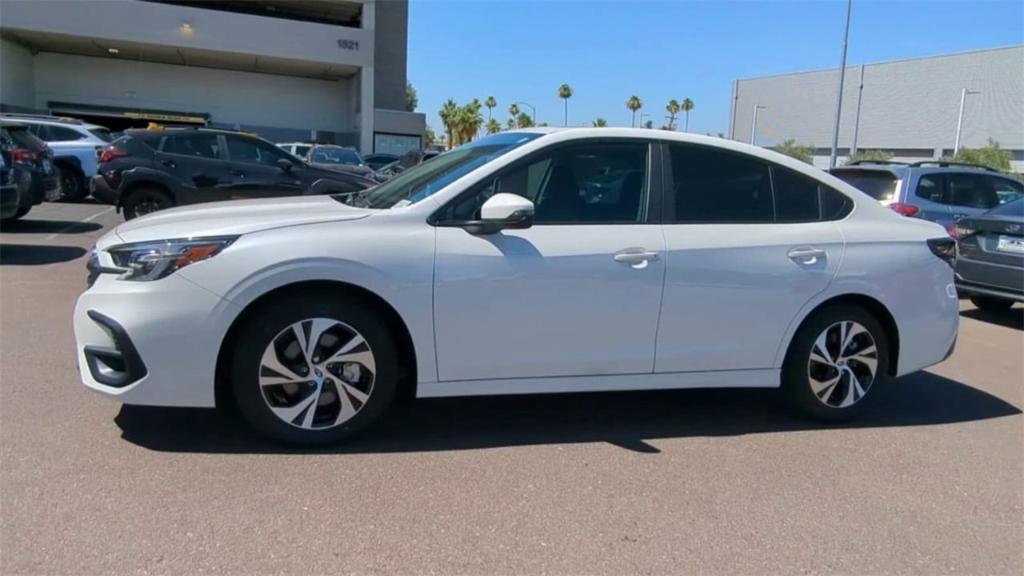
xmin=830 ymin=161 xmax=1023 ymax=229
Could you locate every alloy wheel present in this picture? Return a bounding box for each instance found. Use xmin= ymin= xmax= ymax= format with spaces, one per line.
xmin=807 ymin=320 xmax=878 ymax=408
xmin=258 ymin=318 xmax=376 ymax=430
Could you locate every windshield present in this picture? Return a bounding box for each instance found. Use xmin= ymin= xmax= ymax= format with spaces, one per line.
xmin=310 ymin=147 xmax=363 ymax=165
xmin=350 ymin=132 xmax=541 ymax=209
xmin=830 ymin=169 xmax=899 ymax=202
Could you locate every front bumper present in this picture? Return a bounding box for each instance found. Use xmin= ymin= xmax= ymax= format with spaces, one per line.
xmin=74 ymin=271 xmax=241 ymax=407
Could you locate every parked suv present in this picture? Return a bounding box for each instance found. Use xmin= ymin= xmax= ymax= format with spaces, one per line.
xmin=830 ymin=160 xmax=1024 ymax=229
xmin=0 ymin=120 xmax=58 ymax=220
xmin=0 ymin=114 xmax=112 ymax=201
xmin=93 ymin=128 xmax=377 ymax=219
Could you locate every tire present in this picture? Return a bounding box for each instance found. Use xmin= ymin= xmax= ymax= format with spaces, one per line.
xmin=782 ymin=304 xmax=889 ymax=421
xmin=970 ymin=295 xmax=1014 ymax=313
xmin=54 ymin=165 xmax=86 ymax=202
xmin=5 ymin=206 xmax=31 ymax=220
xmin=231 ymin=293 xmax=400 ymax=445
xmin=122 ymin=187 xmax=173 ymax=220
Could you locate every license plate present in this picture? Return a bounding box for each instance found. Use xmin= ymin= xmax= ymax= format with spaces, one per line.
xmin=996 ymin=235 xmax=1024 ymax=254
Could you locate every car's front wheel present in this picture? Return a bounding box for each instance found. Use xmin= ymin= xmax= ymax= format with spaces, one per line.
xmin=970 ymin=295 xmax=1014 ymax=313
xmin=782 ymin=305 xmax=889 ymax=421
xmin=122 ymin=187 xmax=173 ymax=220
xmin=231 ymin=294 xmax=399 ymax=445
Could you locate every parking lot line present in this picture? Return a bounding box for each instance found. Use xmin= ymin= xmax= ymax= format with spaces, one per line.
xmin=44 ymin=206 xmax=115 ymax=241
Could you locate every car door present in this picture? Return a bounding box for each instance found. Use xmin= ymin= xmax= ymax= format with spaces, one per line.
xmin=432 ymin=140 xmax=666 ymax=382
xmin=223 ymin=135 xmax=306 ymax=199
xmin=155 ymin=133 xmax=232 ymax=204
xmin=656 ymin=144 xmax=845 ymax=373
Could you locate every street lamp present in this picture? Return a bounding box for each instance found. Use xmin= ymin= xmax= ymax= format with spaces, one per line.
xmin=829 ymin=0 xmax=853 ymax=169
xmin=953 ymin=88 xmax=981 ymax=155
xmin=514 ymin=101 xmax=536 ymax=125
xmin=750 ymin=105 xmax=767 ymax=145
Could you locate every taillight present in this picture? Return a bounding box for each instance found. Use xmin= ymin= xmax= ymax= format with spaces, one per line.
xmin=890 ymin=203 xmax=920 ymax=217
xmin=927 ymin=237 xmax=956 ymax=268
xmin=954 ymin=221 xmax=975 ymax=240
xmin=946 ymin=223 xmax=958 ymax=239
xmin=99 ymin=147 xmax=128 ymax=164
xmin=12 ymin=148 xmax=38 ymax=164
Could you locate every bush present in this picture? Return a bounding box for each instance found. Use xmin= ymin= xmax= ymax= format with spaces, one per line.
xmin=943 ymin=139 xmax=1013 ymax=172
xmin=846 ymin=149 xmax=892 ymax=164
xmin=770 ymin=139 xmax=813 ymax=164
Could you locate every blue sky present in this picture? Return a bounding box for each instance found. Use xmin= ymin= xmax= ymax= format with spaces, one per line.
xmin=407 ymin=0 xmax=1023 ymax=136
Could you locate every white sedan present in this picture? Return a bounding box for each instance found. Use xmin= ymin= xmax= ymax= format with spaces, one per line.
xmin=75 ymin=129 xmax=959 ymax=444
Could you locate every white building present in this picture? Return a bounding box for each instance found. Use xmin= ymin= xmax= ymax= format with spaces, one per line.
xmin=730 ymin=46 xmax=1024 ymax=170
xmin=0 ymin=0 xmax=425 ymax=154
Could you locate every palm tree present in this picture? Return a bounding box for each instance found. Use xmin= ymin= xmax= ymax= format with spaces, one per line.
xmin=485 ymin=96 xmax=497 ymax=122
xmin=486 ymin=118 xmax=501 ymax=134
xmin=460 ymin=99 xmax=483 ymax=143
xmin=439 ymin=99 xmax=459 ymax=149
xmin=506 ymin=118 xmax=516 ymax=130
xmin=681 ymin=98 xmax=695 ymax=132
xmin=592 ymin=118 xmax=608 ymax=127
xmin=558 ymin=84 xmax=573 ymax=126
xmin=665 ymin=99 xmax=680 ymax=130
xmin=516 ymin=112 xmax=534 ymax=128
xmin=626 ymin=95 xmax=643 ymax=127
xmin=508 ymin=103 xmax=520 ymax=127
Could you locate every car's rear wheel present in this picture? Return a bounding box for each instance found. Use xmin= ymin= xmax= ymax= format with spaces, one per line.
xmin=4 ymin=206 xmax=31 ymax=221
xmin=54 ymin=165 xmax=86 ymax=202
xmin=782 ymin=305 xmax=889 ymax=421
xmin=969 ymin=295 xmax=1014 ymax=313
xmin=231 ymin=294 xmax=399 ymax=445
xmin=123 ymin=187 xmax=172 ymax=220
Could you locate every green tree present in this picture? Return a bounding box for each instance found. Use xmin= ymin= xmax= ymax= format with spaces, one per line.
xmin=643 ymin=120 xmax=653 ymax=129
xmin=405 ymin=83 xmax=418 ymax=112
xmin=486 ymin=118 xmax=501 ymax=134
xmin=516 ymin=112 xmax=535 ymax=128
xmin=508 ymin=103 xmax=520 ymax=126
xmin=485 ymin=96 xmax=497 ymax=122
xmin=558 ymin=84 xmax=573 ymax=126
xmin=846 ymin=149 xmax=892 ymax=165
xmin=626 ymin=95 xmax=643 ymax=127
xmin=439 ymin=99 xmax=459 ymax=149
xmin=592 ymin=118 xmax=608 ymax=127
xmin=681 ymin=98 xmax=695 ymax=132
xmin=665 ymin=99 xmax=680 ymax=130
xmin=943 ymin=139 xmax=1013 ymax=172
xmin=770 ymin=139 xmax=814 ymax=164
xmin=454 ymin=99 xmax=483 ymax=145
xmin=506 ymin=118 xmax=516 ymax=130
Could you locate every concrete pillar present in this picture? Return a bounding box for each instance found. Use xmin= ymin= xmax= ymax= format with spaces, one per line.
xmin=359 ymin=1 xmax=376 ymax=154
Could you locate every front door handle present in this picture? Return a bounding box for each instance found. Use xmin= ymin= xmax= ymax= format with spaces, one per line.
xmin=788 ymin=247 xmax=826 ymax=265
xmin=161 ymin=160 xmax=176 ymax=168
xmin=614 ymin=248 xmax=659 ymax=269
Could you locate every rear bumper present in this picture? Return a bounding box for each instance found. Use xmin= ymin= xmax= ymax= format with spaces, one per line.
xmin=955 ymin=277 xmax=1024 ymax=302
xmin=90 ymin=174 xmax=119 ymax=205
xmin=955 ymin=257 xmax=1023 ymax=301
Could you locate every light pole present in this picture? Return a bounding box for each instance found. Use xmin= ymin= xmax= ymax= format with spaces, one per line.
xmin=953 ymin=88 xmax=980 ymax=155
xmin=829 ymin=0 xmax=853 ymax=169
xmin=750 ymin=105 xmax=766 ymax=145
xmin=514 ymin=101 xmax=536 ymax=125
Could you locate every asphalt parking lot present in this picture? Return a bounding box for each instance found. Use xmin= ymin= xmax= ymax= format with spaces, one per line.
xmin=1 ymin=202 xmax=1022 ymax=575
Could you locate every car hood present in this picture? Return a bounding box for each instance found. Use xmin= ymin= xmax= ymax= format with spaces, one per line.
xmin=109 ymin=195 xmax=373 ymax=245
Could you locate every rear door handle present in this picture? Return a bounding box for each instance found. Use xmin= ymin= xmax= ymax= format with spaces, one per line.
xmin=788 ymin=247 xmax=826 ymax=265
xmin=614 ymin=248 xmax=660 ymax=269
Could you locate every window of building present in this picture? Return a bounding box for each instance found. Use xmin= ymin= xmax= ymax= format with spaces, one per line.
xmin=670 ymin=145 xmax=773 ymax=223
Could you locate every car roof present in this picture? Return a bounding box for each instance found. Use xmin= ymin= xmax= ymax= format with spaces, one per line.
xmin=0 ymin=114 xmax=104 ymax=130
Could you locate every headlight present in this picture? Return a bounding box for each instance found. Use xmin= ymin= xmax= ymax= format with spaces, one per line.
xmin=107 ymin=236 xmax=237 ymax=281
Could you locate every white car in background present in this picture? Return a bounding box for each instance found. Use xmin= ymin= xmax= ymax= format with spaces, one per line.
xmin=75 ymin=129 xmax=959 ymax=445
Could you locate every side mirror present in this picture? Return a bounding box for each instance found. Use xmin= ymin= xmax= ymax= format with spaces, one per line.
xmin=464 ymin=193 xmax=534 ymax=235
xmin=277 ymin=158 xmax=294 ymax=173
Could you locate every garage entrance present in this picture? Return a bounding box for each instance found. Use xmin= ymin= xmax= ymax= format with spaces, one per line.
xmin=47 ymin=101 xmax=209 ymax=132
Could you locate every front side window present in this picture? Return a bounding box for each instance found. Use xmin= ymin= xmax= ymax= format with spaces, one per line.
xmin=947 ymin=173 xmax=998 ymax=210
xmin=310 ymin=146 xmax=363 ymax=165
xmin=442 ymin=142 xmax=648 ymax=224
xmin=989 ymin=176 xmax=1023 ymax=205
xmin=226 ymin=136 xmax=291 ymax=167
xmin=670 ymin=145 xmax=773 ymax=223
xmin=162 ymin=134 xmax=220 ymax=159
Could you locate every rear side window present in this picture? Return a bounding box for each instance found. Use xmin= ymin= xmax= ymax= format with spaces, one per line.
xmin=1 ymin=125 xmax=46 ymax=150
xmin=43 ymin=125 xmax=86 ymax=142
xmin=88 ymin=128 xmax=113 ymax=143
xmin=914 ymin=174 xmax=944 ymax=203
xmin=947 ymin=173 xmax=998 ymax=210
xmin=670 ymin=145 xmax=773 ymax=223
xmin=162 ymin=134 xmax=221 ymax=159
xmin=773 ymin=167 xmax=852 ymax=222
xmin=829 ymin=169 xmax=898 ymax=202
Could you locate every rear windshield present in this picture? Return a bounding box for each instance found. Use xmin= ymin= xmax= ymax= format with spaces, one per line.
xmin=88 ymin=128 xmax=113 ymax=142
xmin=989 ymin=197 xmax=1023 ymax=217
xmin=1 ymin=125 xmax=47 ymax=151
xmin=830 ymin=169 xmax=899 ymax=202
